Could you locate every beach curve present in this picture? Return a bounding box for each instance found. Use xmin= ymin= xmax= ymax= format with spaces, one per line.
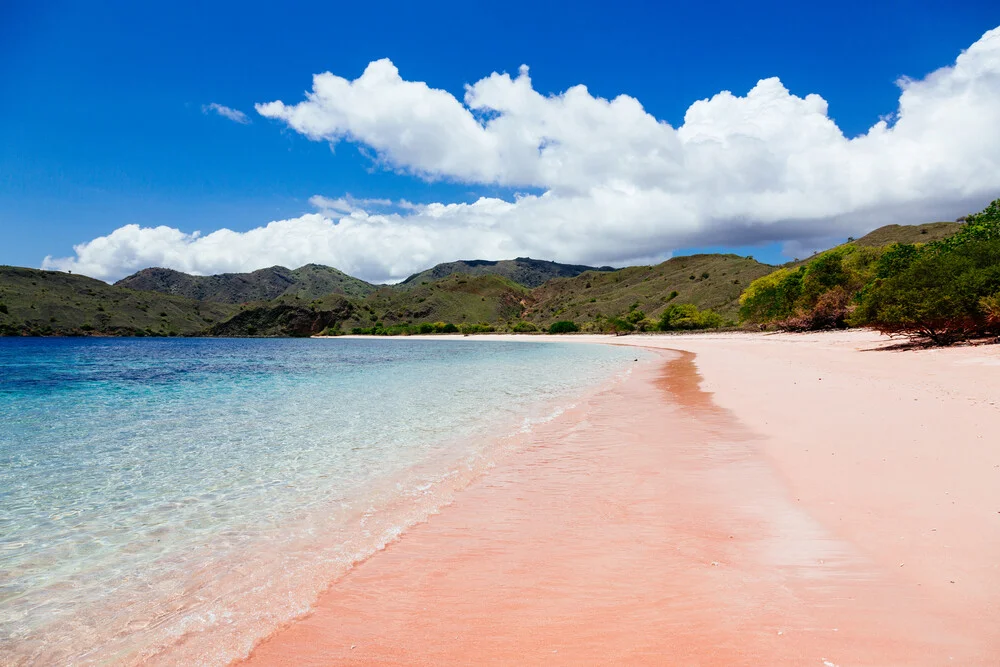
xmin=238 ymin=330 xmax=1000 ymax=665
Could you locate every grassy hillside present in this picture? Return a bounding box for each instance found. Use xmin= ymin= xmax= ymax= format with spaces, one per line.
xmin=205 ymin=296 xmax=357 ymax=337
xmin=202 ymin=254 xmax=774 ymax=335
xmin=115 ymin=264 xmax=376 ymax=303
xmin=849 ymin=221 xmax=962 ymax=247
xmin=524 ymin=254 xmax=774 ymax=326
xmin=335 ymin=274 xmax=529 ymax=332
xmin=400 ymin=257 xmax=614 ymax=289
xmin=0 ymin=267 xmax=236 ymax=336
xmin=3 ymin=220 xmax=969 ymax=338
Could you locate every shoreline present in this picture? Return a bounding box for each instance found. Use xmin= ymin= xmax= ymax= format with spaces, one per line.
xmin=241 ymin=329 xmax=1000 ymax=665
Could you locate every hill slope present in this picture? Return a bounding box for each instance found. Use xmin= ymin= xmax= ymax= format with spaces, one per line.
xmin=115 ymin=264 xmax=376 ymax=303
xmin=4 ymin=221 xmax=965 ymax=337
xmin=400 ymin=257 xmax=615 ymax=289
xmin=524 ymin=254 xmax=775 ymax=326
xmin=0 ymin=267 xmax=236 ymax=336
xmin=205 ymin=296 xmax=357 ymax=337
xmin=849 ymin=221 xmax=962 ymax=247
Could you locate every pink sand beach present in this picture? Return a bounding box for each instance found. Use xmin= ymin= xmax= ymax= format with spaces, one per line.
xmin=241 ymin=330 xmax=1000 ymax=665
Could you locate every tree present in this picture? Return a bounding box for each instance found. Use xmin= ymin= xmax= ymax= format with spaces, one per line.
xmin=853 ymin=239 xmax=1000 ymax=344
xmin=548 ymin=320 xmax=579 ymax=334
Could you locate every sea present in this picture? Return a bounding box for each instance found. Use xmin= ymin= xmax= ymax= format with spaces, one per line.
xmin=0 ymin=337 xmax=643 ymax=665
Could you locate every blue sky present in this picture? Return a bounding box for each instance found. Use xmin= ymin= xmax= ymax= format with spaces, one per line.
xmin=2 ymin=0 xmax=999 ymax=281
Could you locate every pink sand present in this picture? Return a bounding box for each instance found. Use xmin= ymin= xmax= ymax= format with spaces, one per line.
xmin=241 ymin=330 xmax=1000 ymax=665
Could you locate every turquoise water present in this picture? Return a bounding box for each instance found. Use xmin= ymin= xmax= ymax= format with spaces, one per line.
xmin=0 ymin=337 xmax=642 ymax=665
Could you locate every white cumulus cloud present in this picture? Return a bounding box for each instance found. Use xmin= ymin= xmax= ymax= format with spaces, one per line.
xmin=46 ymin=26 xmax=1000 ymax=282
xmin=202 ymin=102 xmax=250 ymax=124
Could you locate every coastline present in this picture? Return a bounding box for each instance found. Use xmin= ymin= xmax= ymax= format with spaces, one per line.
xmin=240 ymin=329 xmax=1000 ymax=665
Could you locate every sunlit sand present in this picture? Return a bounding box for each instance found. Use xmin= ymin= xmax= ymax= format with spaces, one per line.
xmin=242 ymin=330 xmax=1000 ymax=665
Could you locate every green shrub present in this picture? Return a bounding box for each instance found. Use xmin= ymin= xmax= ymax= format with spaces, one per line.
xmin=635 ymin=317 xmax=658 ymax=332
xmin=981 ymin=292 xmax=1000 ymax=325
xmin=853 ymin=239 xmax=1000 ymax=344
xmin=593 ymin=317 xmax=634 ymax=334
xmin=934 ymin=198 xmax=1000 ymax=250
xmin=778 ymin=286 xmax=852 ymax=331
xmin=799 ymin=249 xmax=848 ymax=303
xmin=625 ymin=309 xmax=645 ymax=324
xmin=740 ymin=244 xmax=884 ymax=329
xmin=739 ymin=267 xmax=805 ymax=323
xmin=873 ymin=243 xmax=920 ymax=279
xmin=511 ymin=321 xmax=538 ymax=333
xmin=549 ymin=320 xmax=579 ymax=334
xmin=659 ymin=304 xmax=724 ymax=331
xmin=0 ymin=303 xmax=7 ymax=314
xmin=459 ymin=322 xmax=494 ymax=334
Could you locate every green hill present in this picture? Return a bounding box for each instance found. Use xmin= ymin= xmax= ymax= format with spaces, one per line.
xmin=205 ymin=296 xmax=357 ymax=337
xmin=523 ymin=254 xmax=775 ymax=326
xmin=350 ymin=274 xmax=529 ymax=329
xmin=2 ymin=220 xmax=970 ymax=337
xmin=787 ymin=222 xmax=965 ymax=267
xmin=205 ymin=274 xmax=531 ymax=337
xmin=0 ymin=266 xmax=236 ymax=336
xmin=115 ymin=264 xmax=376 ymax=303
xmin=399 ymin=257 xmax=614 ymax=289
xmin=849 ymin=221 xmax=962 ymax=248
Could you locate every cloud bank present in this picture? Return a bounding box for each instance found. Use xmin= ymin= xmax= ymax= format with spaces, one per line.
xmin=202 ymin=102 xmax=250 ymax=124
xmin=48 ymin=27 xmax=1000 ymax=282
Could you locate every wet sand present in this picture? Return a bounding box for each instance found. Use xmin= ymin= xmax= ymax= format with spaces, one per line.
xmin=244 ymin=331 xmax=1000 ymax=665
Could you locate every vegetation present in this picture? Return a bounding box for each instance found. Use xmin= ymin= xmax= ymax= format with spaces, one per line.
xmin=0 ymin=266 xmax=236 ymax=336
xmin=3 ymin=210 xmax=987 ymax=344
xmin=848 ymin=221 xmax=963 ymax=248
xmin=349 ymin=321 xmax=461 ymax=336
xmin=116 ymin=264 xmax=376 ymax=303
xmin=739 ymin=246 xmax=883 ymax=330
xmin=548 ymin=320 xmax=579 ymax=334
xmin=740 ymin=200 xmax=1000 ymax=344
xmin=339 ymin=274 xmax=529 ymax=332
xmin=399 ymin=257 xmax=613 ymax=289
xmin=526 ymin=254 xmax=773 ymax=327
xmin=205 ymin=297 xmax=355 ymax=337
xmin=854 ymin=202 xmax=1000 ymax=344
xmin=658 ymin=303 xmax=725 ymax=331
xmin=510 ymin=320 xmax=539 ymax=333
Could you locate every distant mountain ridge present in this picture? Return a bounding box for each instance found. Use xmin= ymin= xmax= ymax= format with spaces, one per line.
xmin=115 ymin=264 xmax=376 ymax=304
xmin=0 ymin=220 xmax=967 ymax=337
xmin=0 ymin=266 xmax=236 ymax=336
xmin=400 ymin=257 xmax=616 ymax=288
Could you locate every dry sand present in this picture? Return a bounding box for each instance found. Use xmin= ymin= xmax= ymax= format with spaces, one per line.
xmin=242 ymin=330 xmax=1000 ymax=665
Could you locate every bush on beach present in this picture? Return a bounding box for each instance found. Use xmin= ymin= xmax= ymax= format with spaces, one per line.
xmin=510 ymin=320 xmax=539 ymax=333
xmin=548 ymin=320 xmax=579 ymax=334
xmin=738 ymin=197 xmax=1000 ymax=345
xmin=854 ymin=238 xmax=1000 ymax=344
xmin=350 ymin=321 xmax=461 ymax=335
xmin=658 ymin=303 xmax=724 ymax=331
xmin=458 ymin=322 xmax=495 ymax=334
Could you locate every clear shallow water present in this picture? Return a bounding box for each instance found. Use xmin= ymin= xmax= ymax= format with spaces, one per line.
xmin=0 ymin=337 xmax=642 ymax=665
